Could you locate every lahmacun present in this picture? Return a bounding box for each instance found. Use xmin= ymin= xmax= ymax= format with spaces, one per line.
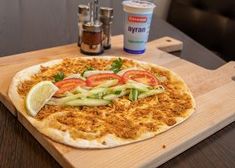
xmin=8 ymin=56 xmax=195 ymax=148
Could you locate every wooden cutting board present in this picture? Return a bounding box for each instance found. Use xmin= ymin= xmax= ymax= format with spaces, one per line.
xmin=0 ymin=35 xmax=234 ymax=168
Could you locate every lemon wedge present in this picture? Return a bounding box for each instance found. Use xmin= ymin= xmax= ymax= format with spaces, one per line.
xmin=26 ymin=81 xmax=58 ymax=117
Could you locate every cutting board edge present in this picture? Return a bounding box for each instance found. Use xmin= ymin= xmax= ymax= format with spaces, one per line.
xmin=142 ymin=111 xmax=235 ymax=168
xmin=0 ymin=35 xmax=235 ymax=168
xmin=0 ymin=94 xmax=17 ymax=116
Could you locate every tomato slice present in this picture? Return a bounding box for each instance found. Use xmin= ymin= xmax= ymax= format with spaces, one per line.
xmin=122 ymin=70 xmax=158 ymax=86
xmin=86 ymin=73 xmax=122 ymax=87
xmin=54 ymin=78 xmax=86 ymax=96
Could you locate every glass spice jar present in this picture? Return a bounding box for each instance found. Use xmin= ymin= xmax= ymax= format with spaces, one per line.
xmin=80 ymin=21 xmax=103 ymax=55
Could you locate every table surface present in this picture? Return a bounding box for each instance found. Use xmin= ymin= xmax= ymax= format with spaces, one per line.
xmin=0 ymin=1 xmax=234 ymax=168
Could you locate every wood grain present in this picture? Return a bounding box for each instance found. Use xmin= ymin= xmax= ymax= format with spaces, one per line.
xmin=0 ymin=35 xmax=234 ymax=168
xmin=160 ymin=122 xmax=235 ymax=168
xmin=152 ymin=36 xmax=183 ymax=53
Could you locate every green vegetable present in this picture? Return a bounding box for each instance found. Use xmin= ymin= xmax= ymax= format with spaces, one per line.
xmin=66 ymin=98 xmax=110 ymax=106
xmin=53 ymin=72 xmax=65 ymax=82
xmin=88 ymin=87 xmax=108 ymax=95
xmin=111 ymin=84 xmax=128 ymax=92
xmin=103 ymin=94 xmax=119 ymax=101
xmin=47 ymin=93 xmax=83 ymax=105
xmin=73 ymin=87 xmax=89 ymax=94
xmin=110 ymin=58 xmax=123 ymax=73
xmin=95 ymin=79 xmax=119 ymax=88
xmin=103 ymin=90 xmax=129 ymax=101
xmin=88 ymin=93 xmax=101 ymax=99
xmin=111 ymin=82 xmax=149 ymax=92
xmin=138 ymin=86 xmax=165 ymax=99
xmin=126 ymin=81 xmax=150 ymax=92
xmin=86 ymin=87 xmax=108 ymax=99
xmin=81 ymin=67 xmax=94 ymax=76
xmin=114 ymin=90 xmax=122 ymax=95
xmin=129 ymin=88 xmax=138 ymax=101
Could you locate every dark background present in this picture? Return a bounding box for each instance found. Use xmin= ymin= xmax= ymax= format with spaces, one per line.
xmin=1 ymin=0 xmax=234 ymax=61
xmin=0 ymin=0 xmax=226 ymax=69
xmin=167 ymin=0 xmax=235 ymax=61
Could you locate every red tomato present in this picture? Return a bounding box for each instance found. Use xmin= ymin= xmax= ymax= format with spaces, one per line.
xmin=122 ymin=70 xmax=158 ymax=86
xmin=86 ymin=73 xmax=122 ymax=87
xmin=54 ymin=78 xmax=86 ymax=96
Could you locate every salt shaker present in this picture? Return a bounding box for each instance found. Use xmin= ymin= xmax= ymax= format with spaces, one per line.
xmin=100 ymin=7 xmax=113 ymax=49
xmin=77 ymin=5 xmax=89 ymax=46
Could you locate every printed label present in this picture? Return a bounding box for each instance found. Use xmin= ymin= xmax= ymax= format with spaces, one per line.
xmin=124 ymin=12 xmax=153 ymax=54
xmin=128 ymin=26 xmax=146 ymax=34
xmin=128 ymin=16 xmax=147 ymax=23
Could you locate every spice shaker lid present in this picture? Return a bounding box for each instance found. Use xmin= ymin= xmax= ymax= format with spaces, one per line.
xmin=83 ymin=21 xmax=103 ymax=32
xmin=78 ymin=5 xmax=89 ymax=14
xmin=100 ymin=7 xmax=113 ymax=18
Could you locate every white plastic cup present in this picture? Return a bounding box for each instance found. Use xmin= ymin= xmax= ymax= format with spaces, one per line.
xmin=122 ymin=0 xmax=156 ymax=54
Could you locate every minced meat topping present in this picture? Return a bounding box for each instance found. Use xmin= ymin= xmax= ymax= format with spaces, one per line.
xmin=17 ymin=58 xmax=193 ymax=140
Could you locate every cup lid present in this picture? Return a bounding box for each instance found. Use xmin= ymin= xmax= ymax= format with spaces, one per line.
xmin=122 ymin=0 xmax=156 ymax=13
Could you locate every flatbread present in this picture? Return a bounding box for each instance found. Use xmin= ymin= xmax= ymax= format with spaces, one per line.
xmin=8 ymin=56 xmax=196 ymax=148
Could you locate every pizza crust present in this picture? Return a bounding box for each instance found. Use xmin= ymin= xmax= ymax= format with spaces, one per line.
xmin=30 ymin=113 xmax=190 ymax=149
xmin=8 ymin=56 xmax=196 ymax=149
xmin=30 ymin=115 xmax=192 ymax=149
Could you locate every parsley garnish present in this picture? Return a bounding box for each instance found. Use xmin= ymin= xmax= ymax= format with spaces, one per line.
xmin=81 ymin=67 xmax=95 ymax=76
xmin=110 ymin=58 xmax=123 ymax=73
xmin=114 ymin=90 xmax=122 ymax=95
xmin=53 ymin=72 xmax=64 ymax=82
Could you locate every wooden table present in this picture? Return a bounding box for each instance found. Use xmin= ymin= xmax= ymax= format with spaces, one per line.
xmin=0 ymin=1 xmax=234 ymax=168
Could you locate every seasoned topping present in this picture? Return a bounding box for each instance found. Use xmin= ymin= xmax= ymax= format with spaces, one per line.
xmin=18 ymin=58 xmax=193 ymax=140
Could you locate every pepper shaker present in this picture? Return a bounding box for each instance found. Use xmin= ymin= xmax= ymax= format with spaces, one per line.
xmin=100 ymin=7 xmax=113 ymax=49
xmin=77 ymin=5 xmax=89 ymax=46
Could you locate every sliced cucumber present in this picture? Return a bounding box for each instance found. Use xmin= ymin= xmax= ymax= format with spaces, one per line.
xmin=95 ymin=79 xmax=119 ymax=88
xmin=111 ymin=81 xmax=149 ymax=92
xmin=103 ymin=90 xmax=129 ymax=101
xmin=87 ymin=87 xmax=109 ymax=99
xmin=129 ymin=88 xmax=138 ymax=101
xmin=126 ymin=81 xmax=150 ymax=92
xmin=73 ymin=86 xmax=89 ymax=94
xmin=88 ymin=93 xmax=102 ymax=99
xmin=111 ymin=84 xmax=128 ymax=92
xmin=64 ymin=91 xmax=74 ymax=96
xmin=103 ymin=94 xmax=118 ymax=101
xmin=114 ymin=90 xmax=122 ymax=95
xmin=66 ymin=98 xmax=110 ymax=106
xmin=88 ymin=87 xmax=108 ymax=95
xmin=47 ymin=93 xmax=83 ymax=105
xmin=138 ymin=87 xmax=165 ymax=99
